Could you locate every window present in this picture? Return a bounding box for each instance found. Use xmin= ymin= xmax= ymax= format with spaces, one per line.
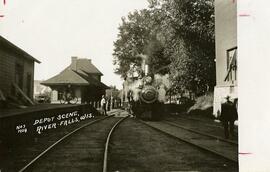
xmin=224 ymin=47 xmax=237 ymax=83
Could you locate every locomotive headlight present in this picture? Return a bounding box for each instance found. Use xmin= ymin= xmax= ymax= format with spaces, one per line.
xmin=140 ymin=86 xmax=158 ymax=103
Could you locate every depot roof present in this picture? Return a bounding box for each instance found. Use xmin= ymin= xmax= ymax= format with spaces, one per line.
xmin=41 ymin=57 xmax=108 ymax=88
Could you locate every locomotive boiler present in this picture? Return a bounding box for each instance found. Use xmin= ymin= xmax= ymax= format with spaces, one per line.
xmin=124 ymin=57 xmax=167 ymax=120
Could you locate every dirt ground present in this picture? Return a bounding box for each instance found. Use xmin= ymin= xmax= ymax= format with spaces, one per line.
xmin=108 ymin=118 xmax=238 ymax=172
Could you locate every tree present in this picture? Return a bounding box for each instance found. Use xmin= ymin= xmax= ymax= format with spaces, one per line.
xmin=113 ymin=0 xmax=216 ymax=96
xmin=113 ymin=9 xmax=170 ymax=78
xmin=150 ymin=0 xmax=215 ymax=95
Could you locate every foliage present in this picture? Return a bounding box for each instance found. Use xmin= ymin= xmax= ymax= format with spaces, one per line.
xmin=113 ymin=0 xmax=215 ymax=95
xmin=152 ymin=0 xmax=215 ymax=95
xmin=113 ymin=9 xmax=170 ymax=78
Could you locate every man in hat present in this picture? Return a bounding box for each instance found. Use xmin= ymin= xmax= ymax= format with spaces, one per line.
xmin=220 ymin=95 xmax=238 ymax=139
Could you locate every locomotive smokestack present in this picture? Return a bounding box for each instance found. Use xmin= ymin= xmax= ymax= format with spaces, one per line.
xmin=145 ymin=64 xmax=149 ymax=76
xmin=144 ymin=56 xmax=150 ymax=76
xmin=138 ymin=54 xmax=150 ymax=76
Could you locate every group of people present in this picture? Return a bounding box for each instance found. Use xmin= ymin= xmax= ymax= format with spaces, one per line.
xmin=219 ymin=95 xmax=238 ymax=139
xmin=101 ymin=95 xmax=119 ymax=115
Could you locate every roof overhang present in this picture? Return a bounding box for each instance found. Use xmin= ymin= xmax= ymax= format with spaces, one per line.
xmin=0 ymin=35 xmax=41 ymax=63
xmin=41 ymin=83 xmax=90 ymax=86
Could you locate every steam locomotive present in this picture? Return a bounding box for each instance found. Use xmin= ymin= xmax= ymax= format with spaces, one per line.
xmin=125 ymin=59 xmax=167 ymax=120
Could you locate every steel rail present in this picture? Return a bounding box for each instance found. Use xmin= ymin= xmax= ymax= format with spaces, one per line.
xmin=164 ymin=120 xmax=238 ymax=145
xmin=170 ymin=116 xmax=225 ymax=129
xmin=102 ymin=116 xmax=129 ymax=172
xmin=18 ymin=115 xmax=115 ymax=172
xmin=139 ymin=120 xmax=238 ymax=163
xmin=171 ymin=116 xmax=238 ymax=132
xmin=166 ymin=116 xmax=238 ymax=137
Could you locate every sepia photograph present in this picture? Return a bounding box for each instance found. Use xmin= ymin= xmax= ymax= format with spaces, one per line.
xmin=1 ymin=0 xmax=267 ymax=171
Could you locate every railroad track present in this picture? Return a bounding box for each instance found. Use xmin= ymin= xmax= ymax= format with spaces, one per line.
xmin=18 ymin=114 xmax=129 ymax=172
xmin=166 ymin=115 xmax=238 ymax=142
xmin=183 ymin=116 xmax=224 ymax=128
xmin=139 ymin=120 xmax=238 ymax=163
xmin=169 ymin=115 xmax=238 ymax=132
xmin=164 ymin=120 xmax=238 ymax=145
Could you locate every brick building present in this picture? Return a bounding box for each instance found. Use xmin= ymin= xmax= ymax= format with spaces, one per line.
xmin=213 ymin=0 xmax=237 ymax=116
xmin=41 ymin=57 xmax=108 ymax=103
xmin=0 ymin=35 xmax=40 ymax=104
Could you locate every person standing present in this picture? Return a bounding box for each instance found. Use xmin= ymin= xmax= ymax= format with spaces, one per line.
xmin=220 ymin=95 xmax=238 ymax=139
xmin=101 ymin=95 xmax=107 ymax=115
xmin=107 ymin=97 xmax=111 ymax=111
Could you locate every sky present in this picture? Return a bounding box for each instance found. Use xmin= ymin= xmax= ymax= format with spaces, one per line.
xmin=0 ymin=0 xmax=149 ymax=89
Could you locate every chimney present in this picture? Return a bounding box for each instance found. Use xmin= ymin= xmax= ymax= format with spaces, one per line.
xmin=71 ymin=56 xmax=78 ymax=71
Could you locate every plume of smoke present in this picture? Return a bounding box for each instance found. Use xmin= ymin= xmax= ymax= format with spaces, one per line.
xmin=153 ymin=74 xmax=170 ymax=89
xmin=154 ymin=74 xmax=170 ymax=102
xmin=124 ymin=78 xmax=143 ymax=101
xmin=124 ymin=74 xmax=171 ymax=102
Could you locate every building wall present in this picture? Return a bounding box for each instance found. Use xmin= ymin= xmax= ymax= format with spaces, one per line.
xmin=49 ymin=86 xmax=105 ymax=104
xmin=213 ymin=0 xmax=237 ymax=116
xmin=0 ymin=49 xmax=35 ymax=99
xmin=50 ymin=89 xmax=82 ymax=104
xmin=0 ymin=49 xmax=16 ymax=97
xmin=215 ymin=0 xmax=237 ymax=87
xmin=23 ymin=59 xmax=35 ymax=98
